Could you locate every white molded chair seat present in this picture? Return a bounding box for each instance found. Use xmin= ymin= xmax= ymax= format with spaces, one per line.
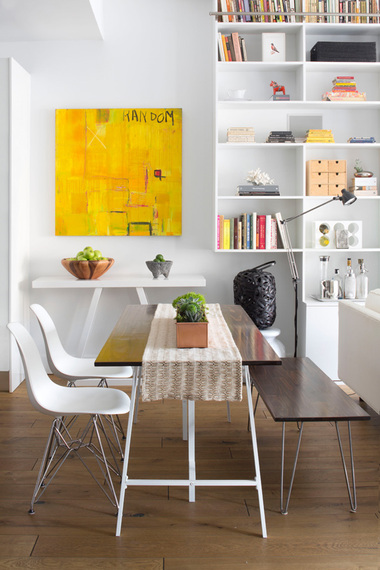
xmin=30 ymin=303 xmax=133 ymax=385
xmin=30 ymin=303 xmax=139 ymax=452
xmin=8 ymin=322 xmax=131 ymax=514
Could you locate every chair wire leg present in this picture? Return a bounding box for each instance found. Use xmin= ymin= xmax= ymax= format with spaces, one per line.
xmin=68 ymin=415 xmax=120 ymax=507
xmin=91 ymin=415 xmax=119 ymax=508
xmin=30 ymin=417 xmax=83 ymax=513
xmin=87 ymin=415 xmax=122 ymax=477
xmin=335 ymin=421 xmax=357 ymax=512
xmin=281 ymin=421 xmax=304 ymax=515
xmin=29 ymin=419 xmax=58 ymax=514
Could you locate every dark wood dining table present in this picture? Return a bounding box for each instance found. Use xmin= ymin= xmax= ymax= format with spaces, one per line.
xmin=95 ymin=303 xmax=282 ymax=538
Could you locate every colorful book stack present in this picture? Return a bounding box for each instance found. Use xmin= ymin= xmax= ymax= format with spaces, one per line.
xmin=322 ymin=76 xmax=366 ymax=102
xmin=266 ymin=130 xmax=295 ymax=143
xmin=350 ymin=176 xmax=378 ymax=196
xmin=305 ymin=129 xmax=335 ymax=143
xmin=217 ymin=213 xmax=278 ymax=250
xmin=218 ymin=32 xmax=248 ymax=62
xmin=227 ymin=127 xmax=255 ymax=143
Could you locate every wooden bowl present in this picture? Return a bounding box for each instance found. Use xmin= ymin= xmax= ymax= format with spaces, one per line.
xmin=61 ymin=258 xmax=114 ymax=280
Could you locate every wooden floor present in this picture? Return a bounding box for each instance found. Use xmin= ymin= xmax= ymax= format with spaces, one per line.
xmin=1 ymin=378 xmax=379 ymax=569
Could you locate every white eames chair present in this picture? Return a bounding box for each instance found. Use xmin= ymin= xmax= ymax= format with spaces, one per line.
xmin=30 ymin=303 xmax=139 ymax=454
xmin=7 ymin=322 xmax=131 ymax=513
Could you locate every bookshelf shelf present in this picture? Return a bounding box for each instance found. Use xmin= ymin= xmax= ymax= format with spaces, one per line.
xmin=212 ymin=3 xmax=380 ymax=377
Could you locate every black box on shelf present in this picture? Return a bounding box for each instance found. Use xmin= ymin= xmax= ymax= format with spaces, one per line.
xmin=310 ymin=41 xmax=376 ymax=62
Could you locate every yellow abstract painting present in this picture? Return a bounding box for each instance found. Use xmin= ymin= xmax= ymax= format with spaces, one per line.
xmin=55 ymin=108 xmax=182 ymax=236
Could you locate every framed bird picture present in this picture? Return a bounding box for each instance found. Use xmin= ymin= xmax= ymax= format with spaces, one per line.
xmin=262 ymin=33 xmax=286 ymax=62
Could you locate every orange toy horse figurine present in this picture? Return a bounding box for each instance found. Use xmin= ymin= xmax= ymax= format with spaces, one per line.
xmin=270 ymin=81 xmax=286 ymax=96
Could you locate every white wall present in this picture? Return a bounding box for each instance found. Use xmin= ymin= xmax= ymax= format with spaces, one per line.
xmin=0 ymin=0 xmax=295 ymax=359
xmin=0 ymin=59 xmax=10 ymax=368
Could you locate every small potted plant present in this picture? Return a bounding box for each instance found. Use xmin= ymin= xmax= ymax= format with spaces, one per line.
xmin=172 ymin=292 xmax=208 ymax=348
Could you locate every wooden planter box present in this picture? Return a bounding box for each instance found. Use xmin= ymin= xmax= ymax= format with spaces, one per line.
xmin=176 ymin=322 xmax=208 ymax=348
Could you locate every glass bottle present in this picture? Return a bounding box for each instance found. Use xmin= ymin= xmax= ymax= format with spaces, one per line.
xmin=319 ymin=255 xmax=330 ymax=299
xmin=344 ymin=258 xmax=356 ymax=299
xmin=356 ymin=258 xmax=369 ymax=299
xmin=331 ymin=268 xmax=343 ymax=299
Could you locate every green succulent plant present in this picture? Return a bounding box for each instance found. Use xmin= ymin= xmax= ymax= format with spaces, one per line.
xmin=172 ymin=292 xmax=208 ymax=323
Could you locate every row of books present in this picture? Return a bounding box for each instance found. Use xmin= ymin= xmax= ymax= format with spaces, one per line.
xmin=217 ymin=213 xmax=279 ymax=250
xmin=218 ymin=0 xmax=298 ymax=22
xmin=217 ymin=0 xmax=380 ymax=23
xmin=218 ymin=32 xmax=247 ymax=62
xmin=304 ymin=0 xmax=380 ymax=22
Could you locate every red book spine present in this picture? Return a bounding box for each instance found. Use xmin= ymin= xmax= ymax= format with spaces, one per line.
xmin=258 ymin=215 xmax=266 ymax=249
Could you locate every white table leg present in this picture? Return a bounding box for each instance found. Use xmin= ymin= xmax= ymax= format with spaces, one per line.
xmin=244 ymin=366 xmax=267 ymax=539
xmin=78 ymin=287 xmax=103 ymax=357
xmin=188 ymin=400 xmax=196 ymax=502
xmin=136 ymin=287 xmax=148 ymax=305
xmin=182 ymin=400 xmax=188 ymax=440
xmin=116 ymin=366 xmax=140 ymax=537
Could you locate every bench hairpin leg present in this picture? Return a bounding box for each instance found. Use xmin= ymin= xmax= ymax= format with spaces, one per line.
xmin=281 ymin=421 xmax=304 ymax=515
xmin=335 ymin=421 xmax=357 ymax=512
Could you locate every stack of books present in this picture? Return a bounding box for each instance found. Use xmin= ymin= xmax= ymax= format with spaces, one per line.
xmin=266 ymin=130 xmax=295 ymax=143
xmin=218 ymin=32 xmax=247 ymax=62
xmin=227 ymin=127 xmax=255 ymax=143
xmin=350 ymin=176 xmax=378 ymax=196
xmin=348 ymin=137 xmax=376 ymax=143
xmin=273 ymin=93 xmax=290 ymax=101
xmin=305 ymin=129 xmax=335 ymax=143
xmin=237 ymin=184 xmax=280 ymax=196
xmin=322 ymin=76 xmax=366 ymax=101
xmin=217 ymin=213 xmax=278 ymax=250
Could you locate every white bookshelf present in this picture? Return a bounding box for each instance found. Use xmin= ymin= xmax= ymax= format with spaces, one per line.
xmin=212 ymin=9 xmax=380 ymax=377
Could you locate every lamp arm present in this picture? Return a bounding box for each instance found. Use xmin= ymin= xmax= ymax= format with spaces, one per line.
xmin=282 ymin=197 xmax=338 ymax=224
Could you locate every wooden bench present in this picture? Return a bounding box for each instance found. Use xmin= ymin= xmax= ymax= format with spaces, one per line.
xmin=249 ymin=357 xmax=370 ymax=514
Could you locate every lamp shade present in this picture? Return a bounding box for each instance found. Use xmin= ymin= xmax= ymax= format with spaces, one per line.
xmin=340 ymin=188 xmax=357 ymax=205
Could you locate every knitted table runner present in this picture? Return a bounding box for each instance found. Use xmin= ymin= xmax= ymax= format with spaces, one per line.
xmin=141 ymin=303 xmax=242 ymax=402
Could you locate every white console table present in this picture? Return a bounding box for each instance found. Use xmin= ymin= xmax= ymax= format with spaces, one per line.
xmin=32 ymin=273 xmax=206 ymax=356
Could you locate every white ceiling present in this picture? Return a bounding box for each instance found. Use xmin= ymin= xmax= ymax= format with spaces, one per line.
xmin=0 ymin=0 xmax=103 ymax=41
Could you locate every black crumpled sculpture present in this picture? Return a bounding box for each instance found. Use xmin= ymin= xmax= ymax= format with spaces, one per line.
xmin=233 ymin=261 xmax=276 ymax=330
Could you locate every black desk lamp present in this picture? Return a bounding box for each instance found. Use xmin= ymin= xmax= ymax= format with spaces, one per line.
xmin=278 ymin=189 xmax=357 ymax=357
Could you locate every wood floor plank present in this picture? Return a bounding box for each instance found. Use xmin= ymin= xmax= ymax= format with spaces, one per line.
xmin=0 ymin=535 xmax=37 ymax=557
xmin=0 ymin=558 xmax=163 ymax=569
xmin=164 ymin=557 xmax=380 ymax=570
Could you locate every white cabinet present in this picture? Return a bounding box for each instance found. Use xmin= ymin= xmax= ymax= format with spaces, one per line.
xmin=0 ymin=58 xmax=31 ymax=391
xmin=212 ymin=11 xmax=380 ymax=375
